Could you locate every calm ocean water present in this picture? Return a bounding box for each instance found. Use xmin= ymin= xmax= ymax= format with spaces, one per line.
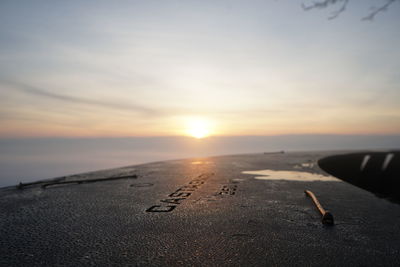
xmin=1 ymin=135 xmax=399 ymax=187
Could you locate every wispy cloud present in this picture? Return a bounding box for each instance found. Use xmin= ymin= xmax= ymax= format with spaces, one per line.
xmin=1 ymin=80 xmax=160 ymax=116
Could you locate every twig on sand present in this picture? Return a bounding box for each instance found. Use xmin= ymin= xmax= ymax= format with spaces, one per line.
xmin=305 ymin=190 xmax=334 ymax=225
xmin=17 ymin=175 xmax=137 ymax=189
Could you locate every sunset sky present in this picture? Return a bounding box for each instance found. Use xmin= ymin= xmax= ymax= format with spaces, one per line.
xmin=1 ymin=0 xmax=399 ymax=138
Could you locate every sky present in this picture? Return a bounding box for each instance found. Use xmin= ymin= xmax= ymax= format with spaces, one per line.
xmin=0 ymin=0 xmax=400 ymax=138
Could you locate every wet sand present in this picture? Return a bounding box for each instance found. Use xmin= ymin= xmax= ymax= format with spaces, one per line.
xmin=1 ymin=151 xmax=400 ymax=266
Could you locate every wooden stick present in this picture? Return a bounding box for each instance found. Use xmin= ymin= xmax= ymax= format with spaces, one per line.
xmin=42 ymin=174 xmax=137 ymax=188
xmin=17 ymin=177 xmax=66 ymax=189
xmin=305 ymin=190 xmax=334 ymax=225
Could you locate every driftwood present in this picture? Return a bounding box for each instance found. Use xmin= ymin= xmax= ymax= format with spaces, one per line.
xmin=17 ymin=175 xmax=137 ymax=189
xmin=42 ymin=175 xmax=137 ymax=188
xmin=17 ymin=177 xmax=66 ymax=189
xmin=305 ymin=190 xmax=334 ymax=225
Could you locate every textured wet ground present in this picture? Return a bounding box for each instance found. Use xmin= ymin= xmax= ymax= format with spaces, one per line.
xmin=1 ymin=151 xmax=400 ymax=266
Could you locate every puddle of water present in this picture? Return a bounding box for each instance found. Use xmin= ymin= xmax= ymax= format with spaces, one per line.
xmin=242 ymin=169 xmax=338 ymax=182
xmin=301 ymin=162 xmax=314 ymax=168
xmin=294 ymin=162 xmax=315 ymax=169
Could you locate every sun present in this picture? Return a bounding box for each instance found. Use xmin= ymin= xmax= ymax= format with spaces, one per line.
xmin=185 ymin=118 xmax=213 ymax=139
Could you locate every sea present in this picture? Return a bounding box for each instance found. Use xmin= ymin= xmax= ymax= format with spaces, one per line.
xmin=0 ymin=135 xmax=399 ymax=187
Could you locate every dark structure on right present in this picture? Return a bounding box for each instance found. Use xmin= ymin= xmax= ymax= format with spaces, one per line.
xmin=319 ymin=151 xmax=400 ymax=202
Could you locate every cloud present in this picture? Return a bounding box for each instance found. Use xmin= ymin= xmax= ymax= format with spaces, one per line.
xmin=1 ymin=80 xmax=160 ymax=116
